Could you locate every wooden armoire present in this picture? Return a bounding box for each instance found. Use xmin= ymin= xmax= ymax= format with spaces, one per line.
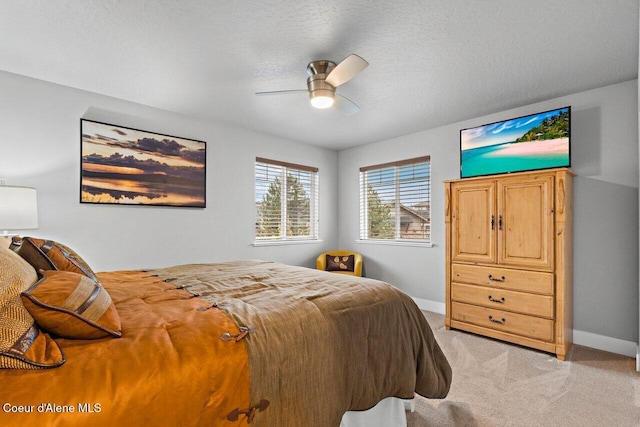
xmin=444 ymin=168 xmax=573 ymax=359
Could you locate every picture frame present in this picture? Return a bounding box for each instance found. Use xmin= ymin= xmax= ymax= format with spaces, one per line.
xmin=80 ymin=119 xmax=206 ymax=207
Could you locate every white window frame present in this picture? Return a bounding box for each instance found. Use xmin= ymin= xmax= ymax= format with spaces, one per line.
xmin=254 ymin=157 xmax=319 ymax=245
xmin=358 ymin=156 xmax=432 ymax=247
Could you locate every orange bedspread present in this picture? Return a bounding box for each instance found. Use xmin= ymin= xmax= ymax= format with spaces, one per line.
xmin=1 ymin=261 xmax=451 ymax=427
xmin=0 ymin=271 xmax=250 ymax=427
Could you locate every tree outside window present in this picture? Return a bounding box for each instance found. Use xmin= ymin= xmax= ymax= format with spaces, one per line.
xmin=255 ymin=159 xmax=318 ymax=241
xmin=360 ymin=157 xmax=431 ymax=242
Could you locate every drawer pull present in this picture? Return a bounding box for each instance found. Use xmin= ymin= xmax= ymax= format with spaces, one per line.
xmin=488 ymin=315 xmax=506 ymax=325
xmin=488 ymin=274 xmax=506 ymax=282
xmin=488 ymin=295 xmax=505 ymax=303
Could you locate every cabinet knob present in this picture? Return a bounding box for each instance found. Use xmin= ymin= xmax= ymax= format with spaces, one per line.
xmin=488 ymin=274 xmax=506 ymax=283
xmin=488 ymin=295 xmax=505 ymax=303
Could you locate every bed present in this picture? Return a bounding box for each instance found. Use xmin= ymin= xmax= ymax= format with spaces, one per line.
xmin=0 ymin=238 xmax=451 ymax=426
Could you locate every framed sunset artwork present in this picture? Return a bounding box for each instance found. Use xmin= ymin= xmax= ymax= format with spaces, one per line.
xmin=80 ymin=119 xmax=206 ymax=207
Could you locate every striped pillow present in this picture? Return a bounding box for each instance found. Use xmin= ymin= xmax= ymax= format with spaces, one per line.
xmin=21 ymin=270 xmax=121 ymax=339
xmin=11 ymin=237 xmax=98 ymax=281
xmin=0 ymin=245 xmax=65 ymax=369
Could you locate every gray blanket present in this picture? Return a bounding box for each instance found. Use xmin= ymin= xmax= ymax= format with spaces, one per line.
xmin=150 ymin=260 xmax=451 ymax=426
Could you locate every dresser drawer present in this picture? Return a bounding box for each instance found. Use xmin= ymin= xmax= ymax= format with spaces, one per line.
xmin=451 ymin=283 xmax=553 ymax=318
xmin=451 ymin=264 xmax=553 ymax=295
xmin=451 ymin=302 xmax=554 ymax=342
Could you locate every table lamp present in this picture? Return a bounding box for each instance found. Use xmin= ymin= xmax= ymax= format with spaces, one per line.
xmin=0 ymin=185 xmax=38 ymax=236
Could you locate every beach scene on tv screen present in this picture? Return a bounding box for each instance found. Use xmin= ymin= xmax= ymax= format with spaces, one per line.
xmin=460 ymin=107 xmax=570 ymax=178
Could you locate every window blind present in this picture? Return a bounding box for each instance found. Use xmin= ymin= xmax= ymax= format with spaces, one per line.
xmin=359 ymin=156 xmax=431 ymax=242
xmin=255 ymin=158 xmax=318 ymax=240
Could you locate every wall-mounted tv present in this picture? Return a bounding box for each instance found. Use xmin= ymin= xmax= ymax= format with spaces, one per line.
xmin=460 ymin=106 xmax=570 ymax=178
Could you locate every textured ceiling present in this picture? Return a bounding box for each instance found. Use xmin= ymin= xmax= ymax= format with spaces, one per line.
xmin=0 ymin=0 xmax=637 ymax=150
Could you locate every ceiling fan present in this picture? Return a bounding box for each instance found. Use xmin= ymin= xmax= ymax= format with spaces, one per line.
xmin=255 ymin=54 xmax=369 ymax=116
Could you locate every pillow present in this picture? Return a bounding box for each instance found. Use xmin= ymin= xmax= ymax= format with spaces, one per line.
xmin=325 ymin=254 xmax=355 ymax=272
xmin=11 ymin=237 xmax=98 ymax=281
xmin=0 ymin=245 xmax=65 ymax=369
xmin=21 ymin=270 xmax=121 ymax=339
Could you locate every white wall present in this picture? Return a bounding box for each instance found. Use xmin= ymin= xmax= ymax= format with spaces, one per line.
xmin=0 ymin=71 xmax=339 ymax=271
xmin=339 ymin=80 xmax=639 ymax=352
xmin=2 ymin=69 xmax=638 ymax=356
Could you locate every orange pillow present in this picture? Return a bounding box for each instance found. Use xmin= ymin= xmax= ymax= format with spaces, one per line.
xmin=0 ymin=245 xmax=64 ymax=369
xmin=11 ymin=237 xmax=98 ymax=281
xmin=21 ymin=270 xmax=121 ymax=339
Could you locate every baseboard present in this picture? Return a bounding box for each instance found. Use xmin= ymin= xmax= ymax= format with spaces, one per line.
xmin=573 ymin=330 xmax=637 ymax=358
xmin=411 ymin=297 xmax=445 ymax=315
xmin=411 ymin=296 xmax=638 ymax=359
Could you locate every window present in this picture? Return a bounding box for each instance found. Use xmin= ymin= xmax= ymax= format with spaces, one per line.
xmin=255 ymin=158 xmax=319 ymax=241
xmin=359 ymin=156 xmax=431 ymax=243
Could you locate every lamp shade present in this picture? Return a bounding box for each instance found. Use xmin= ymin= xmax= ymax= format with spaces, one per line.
xmin=0 ymin=186 xmax=38 ymax=233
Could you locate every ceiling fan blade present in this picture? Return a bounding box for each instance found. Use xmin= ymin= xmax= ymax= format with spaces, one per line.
xmin=334 ymin=94 xmax=360 ymax=116
xmin=325 ymin=54 xmax=369 ymax=87
xmin=255 ymin=89 xmax=307 ymax=96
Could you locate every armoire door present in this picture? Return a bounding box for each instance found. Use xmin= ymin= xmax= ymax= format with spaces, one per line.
xmin=451 ymin=180 xmax=496 ymax=264
xmin=497 ymin=174 xmax=554 ymax=270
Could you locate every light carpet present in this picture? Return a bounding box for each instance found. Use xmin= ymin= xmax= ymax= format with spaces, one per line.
xmin=407 ymin=312 xmax=640 ymax=427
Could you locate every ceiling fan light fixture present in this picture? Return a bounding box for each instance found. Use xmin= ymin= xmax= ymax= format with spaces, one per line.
xmin=310 ymin=90 xmax=335 ymax=109
xmin=307 ymin=71 xmax=336 ymax=109
xmin=256 ymin=54 xmax=368 ymax=115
